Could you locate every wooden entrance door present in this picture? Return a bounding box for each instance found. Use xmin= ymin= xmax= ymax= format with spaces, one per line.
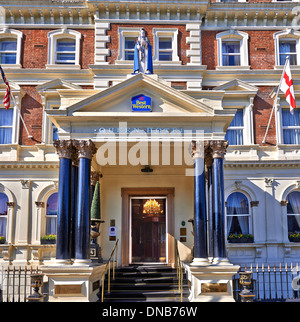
xmin=131 ymin=198 xmax=166 ymax=262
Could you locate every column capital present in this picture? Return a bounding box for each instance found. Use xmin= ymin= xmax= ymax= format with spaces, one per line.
xmin=191 ymin=140 xmax=204 ymax=159
xmin=53 ymin=139 xmax=73 ymax=159
xmin=91 ymin=171 xmax=101 ymax=186
xmin=204 ymin=140 xmax=213 ymax=167
xmin=210 ymin=140 xmax=228 ymax=159
xmin=74 ymin=140 xmax=97 ymax=160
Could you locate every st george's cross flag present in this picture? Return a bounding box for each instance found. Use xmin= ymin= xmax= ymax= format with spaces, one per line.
xmin=280 ymin=57 xmax=296 ymax=114
xmin=0 ymin=65 xmax=11 ymax=109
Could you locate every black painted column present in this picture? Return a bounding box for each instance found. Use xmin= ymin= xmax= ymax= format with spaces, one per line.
xmin=205 ymin=141 xmax=213 ymax=259
xmin=74 ymin=140 xmax=97 ymax=264
xmin=210 ymin=140 xmax=228 ymax=262
xmin=53 ymin=140 xmax=73 ymax=264
xmin=191 ymin=141 xmax=208 ymax=264
xmin=70 ymin=146 xmax=78 ymax=259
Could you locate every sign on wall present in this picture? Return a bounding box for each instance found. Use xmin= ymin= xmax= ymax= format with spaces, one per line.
xmin=131 ymin=94 xmax=152 ymax=112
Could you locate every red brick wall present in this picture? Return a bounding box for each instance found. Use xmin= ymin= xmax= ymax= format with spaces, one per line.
xmin=106 ymin=23 xmax=190 ymax=65
xmin=253 ymin=87 xmax=276 ymax=146
xmin=19 ymin=86 xmax=43 ymax=145
xmin=202 ymin=31 xmax=218 ymax=69
xmin=19 ymin=29 xmax=94 ymax=69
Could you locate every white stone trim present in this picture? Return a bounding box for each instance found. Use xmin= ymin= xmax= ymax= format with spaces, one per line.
xmin=46 ymin=28 xmax=81 ymax=69
xmin=116 ymin=27 xmax=140 ymax=62
xmin=94 ymin=21 xmax=110 ymax=65
xmin=273 ymin=29 xmax=300 ymax=68
xmin=216 ymin=29 xmax=249 ymax=69
xmin=152 ymin=28 xmax=180 ymax=64
xmin=186 ymin=24 xmax=201 ymax=65
xmin=0 ymin=28 xmax=23 ymax=68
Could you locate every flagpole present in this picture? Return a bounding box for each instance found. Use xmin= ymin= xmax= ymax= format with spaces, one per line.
xmin=262 ymin=56 xmax=289 ymax=144
xmin=10 ymin=91 xmax=32 ymax=139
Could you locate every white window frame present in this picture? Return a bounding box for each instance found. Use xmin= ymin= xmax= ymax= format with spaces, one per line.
xmin=0 ymin=28 xmax=22 ymax=68
xmin=274 ymin=29 xmax=300 ymax=68
xmin=44 ymin=191 xmax=58 ymax=236
xmin=116 ymin=27 xmax=140 ymax=63
xmin=153 ymin=28 xmax=180 ymax=64
xmin=277 ymin=106 xmax=300 ymax=145
xmin=42 ymin=101 xmax=60 ymax=144
xmin=47 ymin=29 xmax=81 ymax=69
xmin=225 ymin=191 xmax=252 ymax=237
xmin=216 ymin=30 xmax=249 ymax=70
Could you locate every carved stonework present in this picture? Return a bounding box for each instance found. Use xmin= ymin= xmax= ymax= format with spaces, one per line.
xmin=35 ymin=201 xmax=45 ymax=208
xmin=21 ymin=180 xmax=31 ymax=189
xmin=204 ymin=140 xmax=213 ymax=167
xmin=91 ymin=171 xmax=101 ymax=186
xmin=191 ymin=140 xmax=204 ymax=159
xmin=6 ymin=202 xmax=15 ymax=208
xmin=210 ymin=140 xmax=228 ymax=159
xmin=264 ymin=178 xmax=274 ymax=187
xmin=53 ymin=140 xmax=73 ymax=159
xmin=71 ymin=142 xmax=79 ymax=166
xmin=280 ymin=200 xmax=288 ymax=206
xmin=75 ymin=140 xmax=97 ymax=160
xmin=250 ymin=201 xmax=259 ymax=207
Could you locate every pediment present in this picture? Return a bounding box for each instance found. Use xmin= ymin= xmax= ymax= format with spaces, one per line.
xmin=66 ymin=73 xmax=214 ymax=116
xmin=36 ymin=78 xmax=82 ymax=92
xmin=214 ymin=79 xmax=258 ymax=93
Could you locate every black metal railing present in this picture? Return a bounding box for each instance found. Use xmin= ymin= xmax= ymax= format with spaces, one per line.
xmin=0 ymin=266 xmax=42 ymax=302
xmin=233 ymin=263 xmax=300 ymax=302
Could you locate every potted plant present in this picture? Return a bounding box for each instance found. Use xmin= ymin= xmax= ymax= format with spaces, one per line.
xmin=0 ymin=236 xmax=5 ymax=244
xmin=41 ymin=234 xmax=56 ymax=245
xmin=228 ymin=233 xmax=254 ymax=243
xmin=288 ymin=232 xmax=300 ymax=242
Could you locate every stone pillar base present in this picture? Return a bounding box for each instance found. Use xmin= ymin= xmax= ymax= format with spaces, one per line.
xmin=41 ymin=264 xmax=106 ymax=302
xmin=185 ymin=261 xmax=240 ymax=302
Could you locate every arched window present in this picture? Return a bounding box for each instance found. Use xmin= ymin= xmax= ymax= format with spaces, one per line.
xmin=287 ymin=191 xmax=300 ymax=236
xmin=0 ymin=192 xmax=8 ymax=238
xmin=226 ymin=192 xmax=250 ymax=236
xmin=45 ymin=192 xmax=58 ymax=235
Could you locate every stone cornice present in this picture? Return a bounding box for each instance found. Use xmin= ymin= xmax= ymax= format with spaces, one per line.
xmin=224 ymin=160 xmax=300 ymax=168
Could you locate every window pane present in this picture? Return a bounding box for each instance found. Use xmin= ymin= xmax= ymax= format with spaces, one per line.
xmin=46 ymin=217 xmax=57 ymax=235
xmin=222 ymin=42 xmax=240 ymax=54
xmin=222 ymin=55 xmax=240 ymax=66
xmin=159 ymin=52 xmax=173 ymax=61
xmin=52 ymin=123 xmax=59 ymax=141
xmin=57 ymin=39 xmax=75 ymax=52
xmin=225 ymin=129 xmax=243 ymax=145
xmin=226 ymin=192 xmax=249 ymax=215
xmin=282 ymin=109 xmax=300 ymax=144
xmin=125 ymin=52 xmax=134 ymax=60
xmin=56 ymin=53 xmax=75 ymax=61
xmin=47 ymin=193 xmax=58 ymax=216
xmin=287 ymin=191 xmax=300 ymax=214
xmin=0 ymin=53 xmax=16 ymax=64
xmin=0 ymin=109 xmax=13 ymax=126
xmin=229 ymin=109 xmax=243 ymax=127
xmin=0 ymin=39 xmax=17 ymax=51
xmin=0 ymin=128 xmax=12 ymax=144
xmin=159 ymin=38 xmax=172 ymax=50
xmin=0 ymin=193 xmax=8 ymax=215
xmin=125 ymin=37 xmax=136 ymax=50
xmin=279 ymin=41 xmax=297 ymax=65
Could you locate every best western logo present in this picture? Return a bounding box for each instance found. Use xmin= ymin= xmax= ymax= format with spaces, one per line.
xmin=131 ymin=94 xmax=152 ymax=111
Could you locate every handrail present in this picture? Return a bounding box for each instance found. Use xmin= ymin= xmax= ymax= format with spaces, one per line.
xmin=175 ymin=239 xmax=183 ymax=302
xmin=100 ymin=239 xmax=119 ymax=302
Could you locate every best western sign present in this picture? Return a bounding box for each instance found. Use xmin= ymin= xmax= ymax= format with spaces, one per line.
xmin=131 ymin=94 xmax=152 ymax=112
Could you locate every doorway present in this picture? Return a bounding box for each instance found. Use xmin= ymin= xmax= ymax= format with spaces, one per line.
xmin=131 ymin=197 xmax=166 ymax=263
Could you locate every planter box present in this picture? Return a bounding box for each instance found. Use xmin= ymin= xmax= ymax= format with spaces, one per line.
xmin=0 ymin=238 xmax=5 ymax=244
xmin=228 ymin=238 xmax=254 ymax=244
xmin=289 ymin=237 xmax=300 ymax=242
xmin=41 ymin=239 xmax=56 ymax=245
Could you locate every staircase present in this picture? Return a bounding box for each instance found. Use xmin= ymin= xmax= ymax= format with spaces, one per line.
xmin=102 ymin=263 xmax=189 ymax=302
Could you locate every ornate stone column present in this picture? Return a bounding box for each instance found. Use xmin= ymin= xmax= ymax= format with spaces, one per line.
xmin=74 ymin=140 xmax=97 ymax=264
xmin=191 ymin=140 xmax=208 ymax=265
xmin=210 ymin=140 xmax=228 ymax=263
xmin=53 ymin=140 xmax=73 ymax=264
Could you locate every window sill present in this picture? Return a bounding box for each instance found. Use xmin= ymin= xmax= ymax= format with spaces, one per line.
xmin=0 ymin=64 xmax=22 ymax=69
xmin=274 ymin=65 xmax=300 ymax=70
xmin=216 ymin=65 xmax=250 ymax=71
xmin=46 ymin=64 xmax=81 ymax=70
